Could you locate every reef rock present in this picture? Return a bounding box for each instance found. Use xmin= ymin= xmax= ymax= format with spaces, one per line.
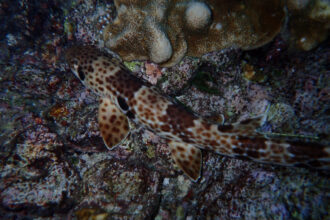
xmin=288 ymin=0 xmax=330 ymax=51
xmin=103 ymin=0 xmax=285 ymax=67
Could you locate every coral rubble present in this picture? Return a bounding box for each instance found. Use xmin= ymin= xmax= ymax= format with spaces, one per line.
xmin=103 ymin=0 xmax=285 ymax=66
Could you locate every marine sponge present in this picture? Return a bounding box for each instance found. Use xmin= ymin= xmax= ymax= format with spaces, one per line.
xmin=103 ymin=0 xmax=285 ymax=67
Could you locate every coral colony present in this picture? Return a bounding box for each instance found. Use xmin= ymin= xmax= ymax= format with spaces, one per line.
xmin=103 ymin=0 xmax=285 ymax=67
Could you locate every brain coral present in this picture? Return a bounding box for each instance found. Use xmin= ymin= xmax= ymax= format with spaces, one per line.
xmin=103 ymin=0 xmax=285 ymax=67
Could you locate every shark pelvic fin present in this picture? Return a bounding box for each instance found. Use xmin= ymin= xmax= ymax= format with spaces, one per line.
xmin=98 ymin=97 xmax=130 ymax=149
xmin=168 ymin=140 xmax=202 ymax=181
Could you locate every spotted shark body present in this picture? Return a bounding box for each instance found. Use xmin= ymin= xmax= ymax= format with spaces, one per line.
xmin=66 ymin=45 xmax=330 ymax=181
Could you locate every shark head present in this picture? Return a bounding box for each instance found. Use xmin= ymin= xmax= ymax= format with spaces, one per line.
xmin=65 ymin=45 xmax=100 ymax=84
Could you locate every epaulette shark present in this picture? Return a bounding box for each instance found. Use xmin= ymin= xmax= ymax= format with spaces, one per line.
xmin=65 ymin=45 xmax=329 ymax=181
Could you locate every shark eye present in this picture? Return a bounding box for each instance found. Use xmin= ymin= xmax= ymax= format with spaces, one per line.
xmin=77 ymin=66 xmax=85 ymax=81
xmin=117 ymin=96 xmax=129 ymax=111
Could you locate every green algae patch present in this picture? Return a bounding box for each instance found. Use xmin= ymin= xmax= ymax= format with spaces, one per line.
xmin=124 ymin=61 xmax=142 ymax=72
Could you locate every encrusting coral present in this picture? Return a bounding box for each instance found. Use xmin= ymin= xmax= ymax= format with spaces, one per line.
xmin=103 ymin=0 xmax=285 ymax=67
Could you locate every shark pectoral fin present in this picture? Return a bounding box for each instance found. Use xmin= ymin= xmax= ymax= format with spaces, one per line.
xmin=98 ymin=97 xmax=130 ymax=150
xmin=168 ymin=140 xmax=202 ymax=181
